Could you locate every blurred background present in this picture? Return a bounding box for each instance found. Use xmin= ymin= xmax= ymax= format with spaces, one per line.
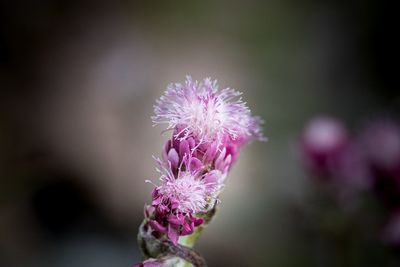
xmin=0 ymin=0 xmax=399 ymax=266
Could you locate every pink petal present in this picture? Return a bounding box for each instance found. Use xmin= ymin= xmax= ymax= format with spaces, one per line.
xmin=204 ymin=141 xmax=218 ymax=162
xmin=226 ymin=144 xmax=239 ymax=163
xmin=194 ymin=217 xmax=204 ymax=226
xmin=215 ymin=147 xmax=226 ymax=170
xmin=168 ymin=223 xmax=180 ymax=245
xmin=187 ymin=137 xmax=196 ymax=149
xmin=151 ymin=188 xmax=159 ymax=198
xmin=181 ymin=218 xmax=195 ymax=235
xmin=179 ymin=140 xmax=190 ymax=160
xmin=144 ymin=205 xmax=154 ymax=218
xmin=149 ymin=220 xmax=167 ymax=233
xmin=168 ymin=214 xmax=185 ymax=225
xmin=162 ymin=140 xmax=172 ymax=162
xmin=152 ymin=197 xmax=162 ymax=206
xmin=181 ymin=222 xmax=193 ymax=235
xmin=167 ymin=148 xmax=179 ymax=170
xmin=157 ymin=204 xmax=169 ymax=214
xmin=203 ymin=170 xmax=219 ymax=190
xmin=187 ymin=137 xmax=197 ymax=157
xmin=223 ymin=154 xmax=232 ymax=171
xmin=189 ymin=157 xmax=202 ymax=172
xmin=170 ymin=197 xmax=179 ymax=209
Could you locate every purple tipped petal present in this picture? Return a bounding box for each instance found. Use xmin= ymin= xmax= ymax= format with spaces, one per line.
xmin=193 ymin=217 xmax=204 ymax=226
xmin=179 ymin=140 xmax=190 ymax=160
xmin=204 ymin=141 xmax=218 ymax=162
xmin=226 ymin=143 xmax=239 ymax=164
xmin=187 ymin=137 xmax=196 ymax=149
xmin=189 ymin=157 xmax=203 ymax=172
xmin=181 ymin=221 xmax=194 ymax=235
xmin=151 ymin=188 xmax=159 ymax=198
xmin=170 ymin=197 xmax=179 ymax=209
xmin=168 ymin=214 xmax=185 ymax=225
xmin=168 ymin=223 xmax=180 ymax=245
xmin=157 ymin=204 xmax=169 ymax=214
xmin=152 ymin=197 xmax=162 ymax=206
xmin=203 ymin=170 xmax=220 ymax=190
xmin=223 ymin=154 xmax=232 ymax=171
xmin=162 ymin=140 xmax=172 ymax=162
xmin=215 ymin=148 xmax=227 ymax=170
xmin=144 ymin=205 xmax=155 ymax=218
xmin=189 ymin=220 xmax=195 ymax=232
xmin=149 ymin=220 xmax=167 ymax=233
xmin=167 ymin=148 xmax=179 ymax=170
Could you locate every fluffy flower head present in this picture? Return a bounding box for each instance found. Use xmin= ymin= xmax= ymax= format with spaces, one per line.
xmin=143 ymin=76 xmax=265 ymax=245
xmin=158 ymin=173 xmax=208 ymax=214
xmin=151 ymin=157 xmax=218 ymax=215
xmin=152 ymin=76 xmax=264 ymax=144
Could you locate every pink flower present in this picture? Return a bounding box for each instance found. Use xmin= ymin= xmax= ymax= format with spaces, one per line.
xmin=360 ymin=119 xmax=400 ymax=179
xmin=162 ymin=131 xmax=234 ymax=175
xmin=299 ymin=117 xmax=350 ymax=177
xmin=153 ymin=157 xmax=218 ymax=214
xmin=358 ymin=119 xmax=400 ymax=206
xmin=144 ymin=76 xmax=265 ymax=245
xmin=152 ymin=76 xmax=264 ymax=146
xmin=146 ymin=156 xmax=217 ymax=244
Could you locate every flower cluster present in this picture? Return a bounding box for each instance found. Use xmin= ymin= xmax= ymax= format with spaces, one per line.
xmin=299 ymin=117 xmax=400 ymax=245
xmin=299 ymin=117 xmax=400 ymax=192
xmin=145 ymin=76 xmax=264 ymax=245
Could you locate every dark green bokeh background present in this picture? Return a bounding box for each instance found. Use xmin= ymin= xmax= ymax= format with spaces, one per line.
xmin=0 ymin=1 xmax=398 ymax=266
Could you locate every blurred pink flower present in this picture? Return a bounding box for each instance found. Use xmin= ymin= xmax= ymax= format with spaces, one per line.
xmin=299 ymin=116 xmax=350 ymax=177
xmin=360 ymin=119 xmax=400 ymax=180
